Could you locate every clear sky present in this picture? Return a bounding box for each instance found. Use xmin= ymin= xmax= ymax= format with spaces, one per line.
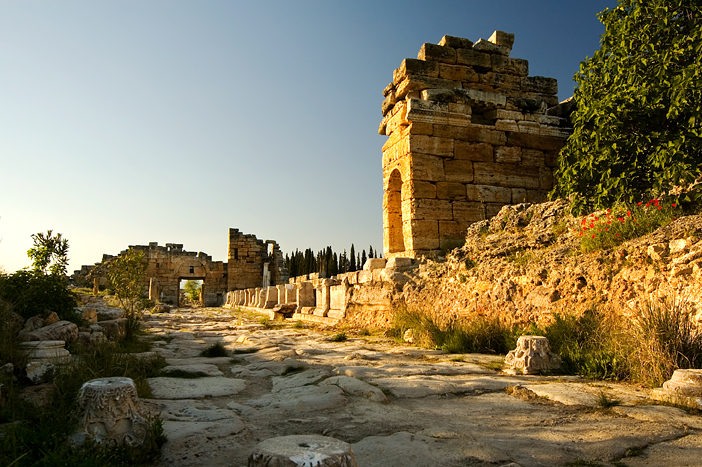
xmin=0 ymin=0 xmax=616 ymax=274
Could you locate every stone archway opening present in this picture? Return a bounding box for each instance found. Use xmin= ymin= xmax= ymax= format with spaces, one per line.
xmin=179 ymin=278 xmax=204 ymax=308
xmin=385 ymin=169 xmax=405 ymax=254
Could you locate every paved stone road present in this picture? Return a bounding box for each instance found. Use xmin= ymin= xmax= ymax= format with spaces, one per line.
xmin=141 ymin=307 xmax=702 ymax=467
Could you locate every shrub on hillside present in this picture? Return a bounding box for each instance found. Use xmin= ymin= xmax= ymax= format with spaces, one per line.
xmin=0 ymin=269 xmax=78 ymax=322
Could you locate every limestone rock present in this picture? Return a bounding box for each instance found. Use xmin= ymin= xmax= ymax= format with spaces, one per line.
xmin=44 ymin=312 xmax=60 ymax=325
xmin=21 ymin=315 xmax=45 ymax=334
xmin=504 ymin=335 xmax=561 ymax=375
xmin=81 ymin=308 xmax=98 ymax=323
xmin=26 ymin=361 xmax=55 ymax=384
xmin=4 ymin=311 xmax=25 ymax=336
xmin=97 ymin=318 xmax=127 ymax=339
xmin=19 ymin=320 xmax=78 ymax=343
xmin=147 ymin=376 xmax=246 ymax=399
xmin=249 ymin=434 xmax=358 ymax=467
xmin=153 ymin=304 xmax=171 ymax=313
xmin=320 ymin=376 xmax=389 ymax=403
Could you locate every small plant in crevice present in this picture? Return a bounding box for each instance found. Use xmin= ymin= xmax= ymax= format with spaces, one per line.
xmin=595 ymin=390 xmax=621 ymax=408
xmin=329 ymin=332 xmax=348 ymax=342
xmin=200 ymin=342 xmax=228 ymax=358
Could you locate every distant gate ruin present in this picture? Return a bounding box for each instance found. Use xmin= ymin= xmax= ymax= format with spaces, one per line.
xmin=72 ymin=229 xmax=287 ymax=307
xmin=380 ymin=31 xmax=573 ymax=258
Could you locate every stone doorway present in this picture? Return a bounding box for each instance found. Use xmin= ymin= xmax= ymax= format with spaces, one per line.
xmin=179 ymin=278 xmax=205 ymax=307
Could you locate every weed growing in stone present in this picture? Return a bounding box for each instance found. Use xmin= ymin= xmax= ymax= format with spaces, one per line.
xmin=200 ymin=342 xmax=228 ymax=358
xmin=595 ymin=390 xmax=621 ymax=408
xmin=329 ymin=332 xmax=348 ymax=342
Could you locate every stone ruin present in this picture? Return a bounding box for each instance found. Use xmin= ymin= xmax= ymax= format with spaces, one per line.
xmin=72 ymin=228 xmax=287 ymax=307
xmin=380 ymin=30 xmax=574 ymax=259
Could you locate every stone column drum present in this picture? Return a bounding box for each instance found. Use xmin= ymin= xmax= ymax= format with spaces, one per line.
xmin=504 ymin=335 xmax=561 ymax=375
xmin=248 ymin=435 xmax=358 ymax=467
xmin=71 ymin=377 xmax=150 ymax=447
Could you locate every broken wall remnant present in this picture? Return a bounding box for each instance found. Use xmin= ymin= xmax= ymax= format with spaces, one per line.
xmin=380 ymin=30 xmax=574 ymax=259
xmin=227 ymin=228 xmax=287 ymax=290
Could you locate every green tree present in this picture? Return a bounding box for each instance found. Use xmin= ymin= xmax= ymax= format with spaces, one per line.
xmin=183 ymin=280 xmax=202 ymax=302
xmin=27 ymin=230 xmax=69 ymax=275
xmin=552 ymin=0 xmax=702 ymax=213
xmin=107 ymin=249 xmax=147 ymax=340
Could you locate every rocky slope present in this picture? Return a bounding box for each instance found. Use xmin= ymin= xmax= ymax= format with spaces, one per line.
xmin=397 ymin=199 xmax=702 ymax=327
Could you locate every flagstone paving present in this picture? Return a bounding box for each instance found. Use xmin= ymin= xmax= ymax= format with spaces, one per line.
xmin=141 ymin=307 xmax=702 ymax=467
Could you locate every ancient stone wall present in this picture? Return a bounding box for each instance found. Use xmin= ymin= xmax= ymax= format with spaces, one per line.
xmin=227 ymin=228 xmax=287 ymax=290
xmin=127 ymin=242 xmax=227 ymax=306
xmin=380 ymin=30 xmax=573 ymax=259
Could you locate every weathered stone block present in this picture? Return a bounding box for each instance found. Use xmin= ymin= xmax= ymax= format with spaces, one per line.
xmin=473 ymin=38 xmax=510 ymax=56
xmin=477 ymin=127 xmax=507 ymax=146
xmin=418 ymin=43 xmax=457 ymax=64
xmin=444 ymin=159 xmax=474 ymax=183
xmin=488 ymin=30 xmax=515 ymax=49
xmin=518 ymin=121 xmax=541 ymax=134
xmin=545 ymin=150 xmax=559 ymax=167
xmin=480 ymin=72 xmax=522 ymax=91
xmin=407 ymin=199 xmax=453 ymax=220
xmin=456 ymin=48 xmax=492 ymax=69
xmin=436 ymin=182 xmax=467 ymax=200
xmin=439 ymin=35 xmax=474 ymax=49
xmin=491 ymin=55 xmax=528 ymax=76
xmin=439 ymin=220 xmax=470 ymax=242
xmin=433 ymin=124 xmax=472 ymax=140
xmin=408 ymin=220 xmax=439 ymax=250
xmin=395 ymin=76 xmax=459 ymax=101
xmin=394 ymin=58 xmax=439 ymax=84
xmin=466 ymin=184 xmax=512 ymax=203
xmin=409 ymin=134 xmax=454 ymax=158
xmin=526 ymin=190 xmax=548 ymax=203
xmin=495 ymin=119 xmax=520 ymax=132
xmin=448 ymin=102 xmax=471 ymax=114
xmin=409 ymin=153 xmax=445 ymax=181
xmin=484 ymin=109 xmax=523 ymax=121
xmin=540 ymin=167 xmax=554 ymax=190
xmin=473 ymin=162 xmax=540 ymax=188
xmin=507 ymin=132 xmax=567 ymax=151
xmin=454 ymin=142 xmax=493 ymax=162
xmin=405 ymin=180 xmax=437 ymax=199
xmin=495 ymin=146 xmax=521 ymax=163
xmin=511 ymin=188 xmax=527 ymax=203
xmin=438 ymin=63 xmax=477 ymax=82
xmin=486 ymin=203 xmax=504 ymax=218
xmin=522 ymin=76 xmax=558 ymax=95
xmin=521 ymin=149 xmax=545 ymax=167
xmin=453 ymin=201 xmax=485 ymax=223
xmin=409 ymin=121 xmax=433 ymax=135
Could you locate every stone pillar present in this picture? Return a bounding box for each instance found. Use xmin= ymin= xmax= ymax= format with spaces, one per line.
xmin=314 ymin=280 xmax=331 ymax=317
xmin=296 ymin=282 xmax=315 ymax=313
xmin=93 ymin=277 xmax=99 ymax=296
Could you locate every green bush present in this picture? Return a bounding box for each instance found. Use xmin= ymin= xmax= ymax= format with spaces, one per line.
xmin=329 ymin=332 xmax=347 ymax=342
xmin=0 ymin=269 xmax=78 ymax=322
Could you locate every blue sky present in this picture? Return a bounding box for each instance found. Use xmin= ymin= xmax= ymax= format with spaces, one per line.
xmin=0 ymin=0 xmax=615 ymax=273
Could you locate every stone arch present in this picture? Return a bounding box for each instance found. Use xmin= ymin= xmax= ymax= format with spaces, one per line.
xmin=384 ymin=169 xmax=405 ymax=254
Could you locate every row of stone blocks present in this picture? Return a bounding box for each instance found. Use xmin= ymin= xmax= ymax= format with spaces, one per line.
xmin=225 ymin=258 xmax=413 ymax=320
